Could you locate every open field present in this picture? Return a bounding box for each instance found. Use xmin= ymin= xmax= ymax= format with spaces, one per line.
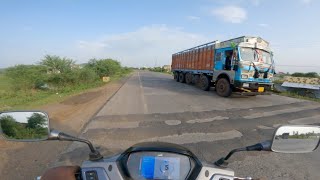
xmin=0 ymin=72 xmax=132 ymax=111
xmin=0 ymin=74 xmax=10 ymax=91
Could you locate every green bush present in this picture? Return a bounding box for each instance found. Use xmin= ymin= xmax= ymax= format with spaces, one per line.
xmin=46 ymin=67 xmax=99 ymax=88
xmin=121 ymin=67 xmax=133 ymax=74
xmin=40 ymin=55 xmax=75 ymax=73
xmin=5 ymin=65 xmax=47 ymax=91
xmin=47 ymin=71 xmax=76 ymax=87
xmin=46 ymin=73 xmax=64 ymax=87
xmin=86 ymin=59 xmax=122 ymax=77
xmin=77 ymin=67 xmax=100 ymax=83
xmin=150 ymin=67 xmax=165 ymax=72
xmin=4 ymin=56 xmax=129 ymax=92
xmin=1 ymin=55 xmax=133 ymax=110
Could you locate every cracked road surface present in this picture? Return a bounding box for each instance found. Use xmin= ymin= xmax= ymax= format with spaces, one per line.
xmin=53 ymin=71 xmax=320 ymax=179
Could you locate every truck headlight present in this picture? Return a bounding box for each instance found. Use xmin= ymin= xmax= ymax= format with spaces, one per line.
xmin=241 ymin=74 xmax=249 ymax=79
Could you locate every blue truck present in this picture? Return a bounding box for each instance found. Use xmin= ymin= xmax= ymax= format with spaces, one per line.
xmin=171 ymin=36 xmax=275 ymax=97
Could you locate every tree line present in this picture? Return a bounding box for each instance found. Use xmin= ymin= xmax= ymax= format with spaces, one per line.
xmin=4 ymin=55 xmax=131 ymax=91
xmin=291 ymin=72 xmax=319 ymax=78
xmin=0 ymin=113 xmax=48 ymax=139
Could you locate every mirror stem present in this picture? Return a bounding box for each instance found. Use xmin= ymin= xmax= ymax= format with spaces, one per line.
xmin=49 ymin=129 xmax=103 ymax=161
xmin=215 ymin=141 xmax=271 ymax=167
xmin=246 ymin=140 xmax=271 ymax=151
xmin=215 ymin=147 xmax=246 ymax=167
xmin=58 ymin=132 xmax=96 ymax=152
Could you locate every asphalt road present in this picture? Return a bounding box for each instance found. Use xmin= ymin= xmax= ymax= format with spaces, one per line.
xmin=55 ymin=71 xmax=320 ymax=180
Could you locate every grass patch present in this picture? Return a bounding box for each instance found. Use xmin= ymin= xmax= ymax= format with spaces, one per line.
xmin=273 ymin=91 xmax=320 ymax=103
xmin=0 ymin=74 xmax=11 ymax=91
xmin=272 ymin=79 xmax=284 ymax=84
xmin=0 ymin=56 xmax=133 ymax=111
xmin=149 ymin=70 xmax=173 ymax=75
xmin=0 ymin=71 xmax=132 ymax=111
xmin=161 ymin=71 xmax=173 ymax=75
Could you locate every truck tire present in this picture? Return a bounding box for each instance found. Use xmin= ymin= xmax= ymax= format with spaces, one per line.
xmin=174 ymin=72 xmax=179 ymax=82
xmin=179 ymin=73 xmax=185 ymax=83
xmin=185 ymin=73 xmax=193 ymax=84
xmin=216 ymin=78 xmax=232 ymax=97
xmin=199 ymin=74 xmax=210 ymax=91
xmin=193 ymin=74 xmax=199 ymax=85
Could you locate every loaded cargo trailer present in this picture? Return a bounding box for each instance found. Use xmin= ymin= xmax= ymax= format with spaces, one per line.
xmin=171 ymin=36 xmax=275 ymax=97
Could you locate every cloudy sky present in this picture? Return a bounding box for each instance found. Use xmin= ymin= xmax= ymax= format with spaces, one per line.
xmin=1 ymin=0 xmax=320 ymax=73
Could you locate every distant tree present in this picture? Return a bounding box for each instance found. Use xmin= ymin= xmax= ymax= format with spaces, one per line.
xmin=291 ymin=72 xmax=305 ymax=77
xmin=0 ymin=113 xmax=48 ymax=139
xmin=26 ymin=113 xmax=47 ymax=129
xmin=304 ymin=72 xmax=319 ymax=78
xmin=0 ymin=115 xmax=18 ymax=137
xmin=40 ymin=55 xmax=75 ymax=73
xmin=150 ymin=67 xmax=165 ymax=72
xmin=291 ymin=72 xmax=319 ymax=78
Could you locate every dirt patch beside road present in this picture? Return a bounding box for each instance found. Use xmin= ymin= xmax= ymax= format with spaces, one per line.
xmin=0 ymin=75 xmax=131 ymax=180
xmin=61 ymin=91 xmax=102 ymax=105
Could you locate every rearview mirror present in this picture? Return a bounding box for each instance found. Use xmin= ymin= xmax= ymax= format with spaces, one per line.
xmin=0 ymin=111 xmax=50 ymax=141
xmin=272 ymin=125 xmax=320 ymax=153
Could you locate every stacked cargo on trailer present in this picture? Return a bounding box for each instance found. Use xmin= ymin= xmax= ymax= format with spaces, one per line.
xmin=171 ymin=36 xmax=275 ymax=97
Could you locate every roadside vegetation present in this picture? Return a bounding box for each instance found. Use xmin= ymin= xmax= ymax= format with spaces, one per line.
xmin=291 ymin=72 xmax=319 ymax=78
xmin=147 ymin=66 xmax=172 ymax=74
xmin=0 ymin=55 xmax=132 ymax=111
xmin=272 ymin=71 xmax=319 ymax=102
xmin=273 ymin=91 xmax=320 ymax=103
xmin=274 ymin=72 xmax=319 ymax=82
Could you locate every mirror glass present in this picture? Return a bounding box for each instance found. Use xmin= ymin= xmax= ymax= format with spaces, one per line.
xmin=272 ymin=125 xmax=320 ymax=153
xmin=0 ymin=111 xmax=49 ymax=141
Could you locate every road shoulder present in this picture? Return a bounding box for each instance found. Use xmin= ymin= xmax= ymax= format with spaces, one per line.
xmin=0 ymin=74 xmax=131 ymax=180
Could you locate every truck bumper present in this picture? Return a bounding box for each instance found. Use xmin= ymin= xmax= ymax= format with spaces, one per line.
xmin=234 ymin=81 xmax=273 ymax=95
xmin=233 ymin=91 xmax=272 ymax=96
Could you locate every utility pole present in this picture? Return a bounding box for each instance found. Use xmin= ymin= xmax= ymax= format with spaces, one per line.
xmin=154 ymin=57 xmax=158 ymax=67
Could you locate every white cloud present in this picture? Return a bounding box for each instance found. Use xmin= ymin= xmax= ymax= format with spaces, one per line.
xmin=187 ymin=16 xmax=200 ymax=21
xmin=301 ymin=0 xmax=312 ymax=4
xmin=78 ymin=41 xmax=109 ymax=49
xmin=75 ymin=25 xmax=209 ymax=67
xmin=250 ymin=0 xmax=261 ymax=6
xmin=212 ymin=6 xmax=247 ymax=24
xmin=258 ymin=23 xmax=269 ymax=28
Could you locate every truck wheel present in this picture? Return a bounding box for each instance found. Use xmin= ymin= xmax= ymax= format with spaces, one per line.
xmin=199 ymin=75 xmax=210 ymax=91
xmin=185 ymin=73 xmax=192 ymax=84
xmin=216 ymin=78 xmax=232 ymax=97
xmin=193 ymin=75 xmax=199 ymax=85
xmin=179 ymin=73 xmax=185 ymax=83
xmin=174 ymin=72 xmax=179 ymax=82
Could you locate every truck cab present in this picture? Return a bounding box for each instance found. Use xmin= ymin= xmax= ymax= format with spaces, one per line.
xmin=212 ymin=37 xmax=274 ymax=96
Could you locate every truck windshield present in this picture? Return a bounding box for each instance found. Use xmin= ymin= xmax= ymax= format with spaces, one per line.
xmin=240 ymin=47 xmax=272 ymax=64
